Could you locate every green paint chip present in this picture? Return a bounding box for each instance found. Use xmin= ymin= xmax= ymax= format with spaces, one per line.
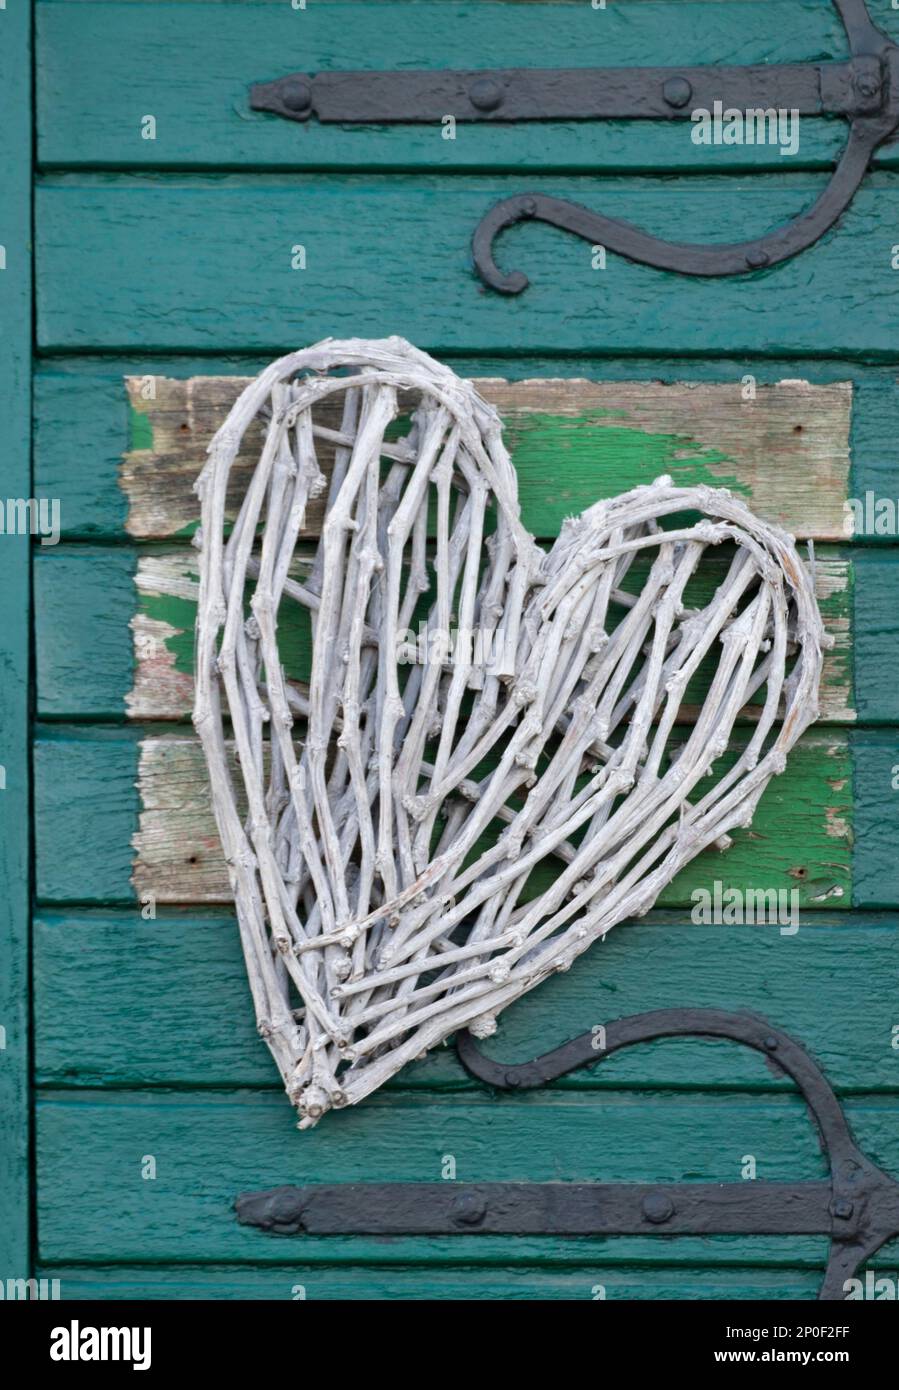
xmin=507 ymin=412 xmax=748 ymax=536
xmin=128 ymin=403 xmax=154 ymax=452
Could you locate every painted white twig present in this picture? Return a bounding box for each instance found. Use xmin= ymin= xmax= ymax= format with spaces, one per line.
xmin=193 ymin=336 xmax=827 ymax=1127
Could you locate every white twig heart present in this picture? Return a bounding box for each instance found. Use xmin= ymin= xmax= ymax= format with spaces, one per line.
xmin=193 ymin=337 xmax=826 ymax=1126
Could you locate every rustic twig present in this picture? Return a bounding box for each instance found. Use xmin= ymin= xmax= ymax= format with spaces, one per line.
xmin=194 ymin=336 xmax=827 ymax=1126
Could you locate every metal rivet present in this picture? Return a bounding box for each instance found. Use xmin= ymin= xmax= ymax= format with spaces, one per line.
xmin=504 ymin=1069 xmax=523 ymax=1088
xmin=832 ymin=1198 xmax=854 ymax=1220
xmin=855 ymin=75 xmax=880 ymax=99
xmin=764 ymin=1035 xmax=779 ymax=1051
xmin=642 ymin=1192 xmax=675 ymax=1224
xmin=663 ymin=77 xmax=693 ymax=109
xmin=280 ymin=78 xmax=312 ymax=114
xmin=521 ymin=198 xmax=538 ymax=217
xmin=469 ymin=77 xmax=504 ymax=112
xmin=452 ymin=1192 xmax=487 ymax=1226
xmin=746 ymin=250 xmax=770 ymax=270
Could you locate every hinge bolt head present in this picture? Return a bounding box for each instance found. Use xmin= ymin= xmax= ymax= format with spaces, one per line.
xmin=856 ymin=75 xmax=880 ymax=99
xmin=280 ymin=78 xmax=312 ymax=115
xmin=452 ymin=1192 xmax=487 ymax=1226
xmin=663 ymin=77 xmax=693 ymax=109
xmin=470 ymin=78 xmax=504 ymax=112
xmin=642 ymin=1192 xmax=675 ymax=1224
xmin=833 ymin=1198 xmax=854 ymax=1220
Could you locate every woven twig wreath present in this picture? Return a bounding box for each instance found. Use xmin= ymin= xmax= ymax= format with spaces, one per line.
xmin=194 ymin=337 xmax=827 ymax=1127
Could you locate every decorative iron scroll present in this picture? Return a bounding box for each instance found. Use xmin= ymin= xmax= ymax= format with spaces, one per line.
xmin=237 ymin=1008 xmax=899 ymax=1302
xmin=249 ymin=0 xmax=899 ymax=291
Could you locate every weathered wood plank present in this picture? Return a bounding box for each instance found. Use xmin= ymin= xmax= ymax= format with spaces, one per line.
xmin=33 ymin=727 xmax=855 ymax=907
xmin=35 ymin=175 xmax=899 ymax=355
xmin=33 ymin=910 xmax=899 ymax=1093
xmin=129 ymin=731 xmax=851 ymax=906
xmin=121 ymin=375 xmax=852 ymax=540
xmin=39 ymin=355 xmax=899 ymax=544
xmin=34 ymin=1086 xmax=897 ymax=1266
xmin=110 ymin=544 xmax=853 ymax=724
xmin=36 ymin=1264 xmax=825 ymax=1301
xmin=38 ymin=0 xmax=893 ymax=174
xmin=0 ymin=0 xmax=33 ymax=1280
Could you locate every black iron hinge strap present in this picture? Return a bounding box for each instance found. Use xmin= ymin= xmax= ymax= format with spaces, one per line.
xmin=247 ymin=0 xmax=899 ymax=290
xmin=250 ymin=59 xmax=883 ymax=126
xmin=237 ymin=1179 xmax=834 ymax=1238
xmin=236 ymin=1008 xmax=899 ymax=1301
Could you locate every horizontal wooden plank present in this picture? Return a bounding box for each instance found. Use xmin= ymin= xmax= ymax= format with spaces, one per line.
xmin=120 ymin=374 xmax=852 ymax=540
xmin=38 ymin=0 xmax=898 ymax=174
xmin=35 ymin=173 xmax=899 ymax=355
xmin=33 ymin=543 xmax=841 ymax=724
xmin=34 ymin=1086 xmax=899 ymax=1265
xmin=36 ymin=1264 xmax=826 ymax=1301
xmin=35 ymin=355 xmax=899 ymax=545
xmin=854 ymin=730 xmax=899 ymax=910
xmin=33 ymin=910 xmax=899 ymax=1093
xmin=35 ymin=547 xmax=138 ymax=719
xmin=33 ymin=726 xmax=856 ymax=907
xmin=34 ymin=727 xmax=141 ymax=904
xmin=131 ymin=730 xmax=852 ymax=907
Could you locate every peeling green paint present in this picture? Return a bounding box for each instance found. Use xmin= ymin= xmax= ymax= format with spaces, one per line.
xmin=127 ymin=400 xmax=153 ymax=452
xmin=140 ymin=590 xmax=196 ymax=678
xmin=507 ymin=414 xmax=748 ymax=537
xmin=141 ymin=582 xmax=312 ymax=683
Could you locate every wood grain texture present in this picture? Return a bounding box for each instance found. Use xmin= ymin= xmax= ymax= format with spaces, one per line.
xmin=26 ymin=0 xmax=899 ymax=1294
xmin=31 ymin=729 xmax=856 ymax=908
xmin=34 ymin=1085 xmax=899 ymax=1266
xmin=127 ymin=731 xmax=851 ymax=906
xmin=36 ymin=1264 xmax=826 ymax=1301
xmin=38 ymin=355 xmax=899 ymax=544
xmin=34 ymin=727 xmax=141 ymax=905
xmin=853 ymin=730 xmax=899 ymax=909
xmin=38 ymin=0 xmax=896 ymax=173
xmin=33 ymin=910 xmax=899 ymax=1093
xmin=35 ymin=174 xmax=899 ymax=355
xmin=121 ymin=375 xmax=852 ymax=540
xmin=103 ymin=544 xmax=851 ymax=724
xmin=35 ymin=547 xmax=138 ymax=720
xmin=0 ymin=0 xmax=32 ymax=1279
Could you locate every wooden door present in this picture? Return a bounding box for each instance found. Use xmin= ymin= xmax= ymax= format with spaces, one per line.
xmin=8 ymin=0 xmax=899 ymax=1299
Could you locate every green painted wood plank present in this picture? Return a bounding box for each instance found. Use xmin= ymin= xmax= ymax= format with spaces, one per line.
xmin=38 ymin=0 xmax=895 ymax=174
xmin=36 ymin=1264 xmax=825 ymax=1300
xmin=33 ymin=911 xmax=899 ymax=1094
xmin=853 ymin=552 xmax=899 ymax=723
xmin=848 ymin=375 xmax=899 ymax=535
xmin=120 ymin=373 xmax=851 ymax=541
xmin=34 ymin=727 xmax=141 ymax=904
xmin=0 ymin=0 xmax=33 ymax=1281
xmin=130 ymin=729 xmax=851 ymax=906
xmin=35 ymin=547 xmax=136 ymax=720
xmin=34 ymin=371 xmax=130 ymax=537
xmin=33 ymin=356 xmax=899 ymax=542
xmin=32 ymin=541 xmax=856 ymax=723
xmin=853 ymin=730 xmax=899 ymax=909
xmin=33 ymin=1086 xmax=899 ymax=1265
xmin=35 ymin=173 xmax=899 ymax=355
xmin=32 ymin=727 xmax=853 ymax=906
